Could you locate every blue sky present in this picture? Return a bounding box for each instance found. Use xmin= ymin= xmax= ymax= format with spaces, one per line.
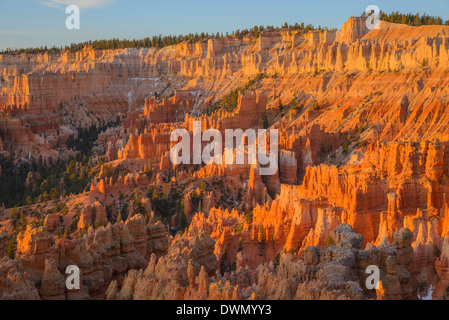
xmin=1 ymin=0 xmax=449 ymax=50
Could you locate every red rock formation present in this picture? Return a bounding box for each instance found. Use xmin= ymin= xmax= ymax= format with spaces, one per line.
xmin=106 ymin=230 xmax=219 ymax=300
xmin=0 ymin=257 xmax=40 ymax=300
xmin=4 ymin=16 xmax=449 ymax=300
xmin=375 ymin=193 xmax=403 ymax=245
xmin=340 ymin=17 xmax=369 ymax=43
xmin=0 ymin=229 xmax=8 ymax=258
xmin=435 ymin=235 xmax=449 ymax=299
xmin=39 ymin=259 xmax=66 ymax=300
xmin=7 ymin=214 xmax=169 ymax=298
xmin=77 ymin=202 xmax=107 ymax=230
xmin=16 ymin=225 xmax=53 ymax=273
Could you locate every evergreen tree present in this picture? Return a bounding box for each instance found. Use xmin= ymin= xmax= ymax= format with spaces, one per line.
xmin=12 ymin=206 xmax=18 ymax=220
xmin=7 ymin=241 xmax=14 ymax=259
xmin=414 ymin=14 xmax=422 ymax=26
xmin=263 ymin=114 xmax=269 ymax=129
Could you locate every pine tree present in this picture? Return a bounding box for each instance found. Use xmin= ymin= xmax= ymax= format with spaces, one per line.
xmin=12 ymin=205 xmax=18 ymax=220
xmin=413 ymin=14 xmax=422 ymax=26
xmin=263 ymin=114 xmax=269 ymax=129
xmin=290 ymin=98 xmax=297 ymax=110
xmin=258 ymin=226 xmax=266 ymax=244
xmin=254 ymin=26 xmax=260 ymax=38
xmin=7 ymin=241 xmax=14 ymax=259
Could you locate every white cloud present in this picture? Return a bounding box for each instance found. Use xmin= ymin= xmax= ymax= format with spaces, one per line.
xmin=40 ymin=0 xmax=114 ymax=9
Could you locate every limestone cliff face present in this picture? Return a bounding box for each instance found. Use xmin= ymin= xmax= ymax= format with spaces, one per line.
xmin=339 ymin=17 xmax=369 ymax=43
xmin=4 ymin=18 xmax=449 ymax=158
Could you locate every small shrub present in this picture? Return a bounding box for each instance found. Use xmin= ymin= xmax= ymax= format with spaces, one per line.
xmin=326 ymin=235 xmax=334 ymax=248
